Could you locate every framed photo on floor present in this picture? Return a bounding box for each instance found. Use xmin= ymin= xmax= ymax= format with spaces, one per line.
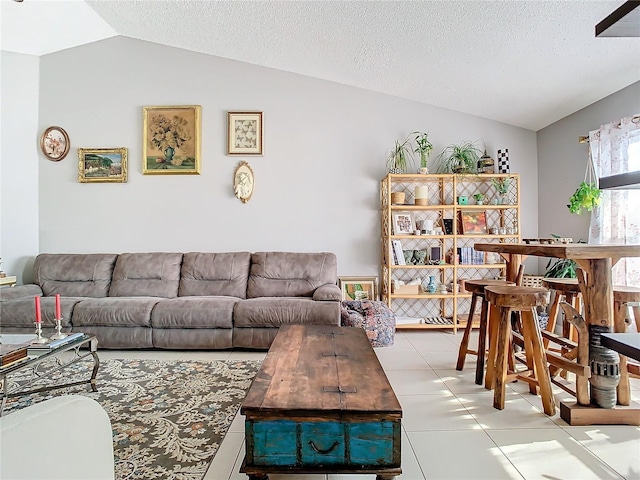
xmin=339 ymin=276 xmax=379 ymax=301
xmin=78 ymin=147 xmax=127 ymax=183
xmin=143 ymin=105 xmax=201 ymax=175
xmin=459 ymin=210 xmax=488 ymax=234
xmin=228 ymin=111 xmax=263 ymax=155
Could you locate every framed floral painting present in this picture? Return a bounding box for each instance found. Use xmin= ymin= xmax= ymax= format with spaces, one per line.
xmin=78 ymin=147 xmax=127 ymax=183
xmin=459 ymin=210 xmax=488 ymax=234
xmin=228 ymin=111 xmax=263 ymax=155
xmin=143 ymin=105 xmax=201 ymax=175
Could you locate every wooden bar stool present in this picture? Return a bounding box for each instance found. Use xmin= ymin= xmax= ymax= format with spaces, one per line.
xmin=456 ymin=278 xmax=515 ymax=385
xmin=541 ymin=277 xmax=582 ymax=345
xmin=484 ymin=285 xmax=556 ymax=415
xmin=613 ymin=285 xmax=640 ymax=406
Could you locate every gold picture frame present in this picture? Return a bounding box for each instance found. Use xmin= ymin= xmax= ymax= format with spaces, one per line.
xmin=234 ymin=161 xmax=255 ymax=203
xmin=78 ymin=147 xmax=127 ymax=183
xmin=338 ymin=276 xmax=379 ymax=301
xmin=228 ymin=111 xmax=263 ymax=155
xmin=143 ymin=105 xmax=201 ymax=175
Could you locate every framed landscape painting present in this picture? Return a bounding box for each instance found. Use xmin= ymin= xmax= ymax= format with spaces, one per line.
xmin=339 ymin=276 xmax=379 ymax=301
xmin=143 ymin=105 xmax=201 ymax=175
xmin=78 ymin=147 xmax=127 ymax=183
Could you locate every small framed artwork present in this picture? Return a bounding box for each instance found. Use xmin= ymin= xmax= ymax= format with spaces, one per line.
xmin=234 ymin=161 xmax=255 ymax=203
xmin=78 ymin=147 xmax=127 ymax=183
xmin=459 ymin=210 xmax=488 ymax=234
xmin=441 ymin=218 xmax=454 ymax=235
xmin=228 ymin=111 xmax=263 ymax=155
xmin=40 ymin=126 xmax=70 ymax=161
xmin=339 ymin=276 xmax=379 ymax=301
xmin=143 ymin=105 xmax=201 ymax=175
xmin=392 ymin=212 xmax=415 ymax=235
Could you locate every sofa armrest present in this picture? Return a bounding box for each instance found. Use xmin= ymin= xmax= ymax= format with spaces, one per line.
xmin=0 ymin=284 xmax=43 ymax=301
xmin=313 ymin=284 xmax=342 ymax=302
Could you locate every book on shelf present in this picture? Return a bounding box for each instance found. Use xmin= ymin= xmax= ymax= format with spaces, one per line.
xmin=391 ymin=240 xmax=405 ymax=265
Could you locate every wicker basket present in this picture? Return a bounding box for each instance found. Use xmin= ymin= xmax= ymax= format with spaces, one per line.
xmin=522 ymin=274 xmax=544 ymax=288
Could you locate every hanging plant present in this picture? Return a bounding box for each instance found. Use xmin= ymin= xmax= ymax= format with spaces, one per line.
xmin=567 ymin=146 xmax=601 ymax=215
xmin=568 ymin=182 xmax=601 ymax=214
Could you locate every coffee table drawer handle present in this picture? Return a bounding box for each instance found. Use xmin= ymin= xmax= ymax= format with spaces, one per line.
xmin=308 ymin=440 xmax=340 ymax=454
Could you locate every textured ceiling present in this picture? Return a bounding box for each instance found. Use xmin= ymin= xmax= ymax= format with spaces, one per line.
xmin=2 ymin=0 xmax=639 ymax=131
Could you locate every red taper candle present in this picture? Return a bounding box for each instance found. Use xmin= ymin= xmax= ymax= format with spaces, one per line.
xmin=55 ymin=294 xmax=61 ymax=319
xmin=35 ymin=296 xmax=42 ymax=323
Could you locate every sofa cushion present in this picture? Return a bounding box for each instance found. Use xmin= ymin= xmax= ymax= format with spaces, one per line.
xmin=34 ymin=253 xmax=118 ymax=297
xmin=234 ymin=297 xmax=340 ymax=327
xmin=151 ymin=297 xmax=237 ymax=329
xmin=0 ymin=296 xmax=82 ymax=328
xmin=247 ymin=252 xmax=338 ymax=298
xmin=71 ymin=298 xmax=160 ymax=327
xmin=108 ymin=253 xmax=183 ymax=298
xmin=179 ymin=252 xmax=250 ymax=298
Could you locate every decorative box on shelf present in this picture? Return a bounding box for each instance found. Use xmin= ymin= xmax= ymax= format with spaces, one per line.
xmin=392 ymin=284 xmax=421 ymax=295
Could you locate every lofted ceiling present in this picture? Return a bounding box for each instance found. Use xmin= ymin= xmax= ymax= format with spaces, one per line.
xmin=1 ymin=0 xmax=639 ymax=131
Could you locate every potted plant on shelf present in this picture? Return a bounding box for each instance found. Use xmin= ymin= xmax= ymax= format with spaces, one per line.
xmin=412 ymin=131 xmax=433 ymax=174
xmin=567 ymin=181 xmax=601 ymax=215
xmin=491 ymin=177 xmax=512 ymax=204
xmin=435 ymin=141 xmax=481 ymax=174
xmin=473 ymin=193 xmax=486 ymax=205
xmin=386 ymin=136 xmax=414 ymax=174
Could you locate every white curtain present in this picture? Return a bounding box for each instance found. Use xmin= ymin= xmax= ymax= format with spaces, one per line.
xmin=589 ymin=115 xmax=640 ymax=288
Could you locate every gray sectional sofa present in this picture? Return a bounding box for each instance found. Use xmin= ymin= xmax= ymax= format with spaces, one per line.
xmin=0 ymin=251 xmax=341 ymax=349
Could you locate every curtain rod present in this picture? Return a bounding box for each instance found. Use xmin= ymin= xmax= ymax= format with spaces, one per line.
xmin=580 ymin=114 xmax=640 ymax=142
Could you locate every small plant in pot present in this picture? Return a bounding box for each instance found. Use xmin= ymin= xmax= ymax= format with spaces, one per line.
xmin=491 ymin=177 xmax=512 ymax=204
xmin=386 ymin=136 xmax=414 ymax=174
xmin=412 ymin=131 xmax=433 ymax=174
xmin=473 ymin=193 xmax=486 ymax=205
xmin=567 ymin=181 xmax=601 ymax=215
xmin=435 ymin=141 xmax=481 ymax=174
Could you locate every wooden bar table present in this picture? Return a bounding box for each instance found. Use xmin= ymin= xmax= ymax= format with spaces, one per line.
xmin=474 ymin=242 xmax=640 ymax=426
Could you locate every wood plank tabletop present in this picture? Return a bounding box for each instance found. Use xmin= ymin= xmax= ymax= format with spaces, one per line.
xmin=242 ymin=325 xmax=402 ymax=417
xmin=474 ymin=243 xmax=640 ymax=259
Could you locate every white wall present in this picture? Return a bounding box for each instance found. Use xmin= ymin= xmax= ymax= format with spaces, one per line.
xmin=537 ymin=81 xmax=640 ymax=272
xmin=16 ymin=37 xmax=538 ymax=280
xmin=0 ymin=51 xmax=40 ymax=284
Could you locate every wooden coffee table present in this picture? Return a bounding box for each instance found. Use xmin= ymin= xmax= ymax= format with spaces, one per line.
xmin=240 ymin=324 xmax=402 ymax=479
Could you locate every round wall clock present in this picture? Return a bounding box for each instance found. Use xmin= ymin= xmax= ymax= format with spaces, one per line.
xmin=40 ymin=126 xmax=70 ymax=161
xmin=234 ymin=161 xmax=254 ymax=203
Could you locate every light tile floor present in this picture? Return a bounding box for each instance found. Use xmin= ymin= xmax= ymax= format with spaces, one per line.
xmin=100 ymin=331 xmax=640 ymax=480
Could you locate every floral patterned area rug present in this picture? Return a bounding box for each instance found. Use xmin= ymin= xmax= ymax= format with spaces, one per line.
xmin=3 ymin=358 xmax=262 ymax=480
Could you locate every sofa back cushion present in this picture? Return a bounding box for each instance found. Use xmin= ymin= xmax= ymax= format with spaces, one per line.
xmin=108 ymin=253 xmax=183 ymax=298
xmin=179 ymin=252 xmax=251 ymax=298
xmin=247 ymin=252 xmax=337 ymax=298
xmin=34 ymin=253 xmax=118 ymax=297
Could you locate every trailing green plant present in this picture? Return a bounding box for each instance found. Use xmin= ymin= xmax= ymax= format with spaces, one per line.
xmin=435 ymin=141 xmax=481 ymax=174
xmin=567 ymin=181 xmax=601 ymax=215
xmin=386 ymin=136 xmax=414 ymax=174
xmin=412 ymin=131 xmax=433 ymax=168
